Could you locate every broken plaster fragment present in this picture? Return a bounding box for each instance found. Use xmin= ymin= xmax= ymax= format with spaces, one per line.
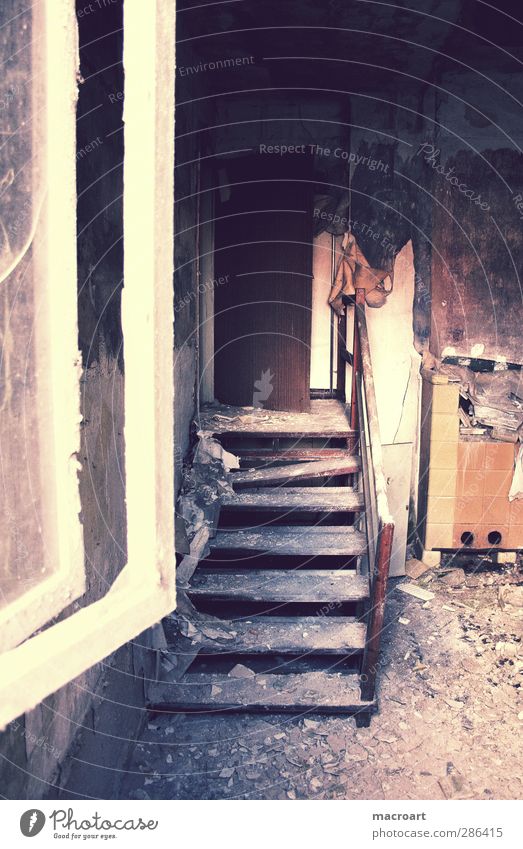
xmin=194 ymin=431 xmax=239 ymax=471
xmin=440 ymin=568 xmax=466 ymax=587
xmin=183 ymin=621 xmax=198 ymax=638
xmin=405 ymin=558 xmax=432 ymax=580
xmin=470 ymin=343 xmax=485 ymax=358
xmin=438 ymin=768 xmax=474 ymax=800
xmin=495 ymin=641 xmax=519 ymax=659
xmin=219 ymin=767 xmax=235 ymax=779
xmin=396 ymin=583 xmax=435 ymax=602
xmin=228 ymin=664 xmax=255 ymax=679
xmin=200 ymin=626 xmax=236 ymax=641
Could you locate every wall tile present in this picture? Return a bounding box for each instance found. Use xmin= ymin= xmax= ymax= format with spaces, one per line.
xmin=452 ymin=523 xmax=480 ymax=548
xmin=484 ymin=442 xmax=516 ymax=471
xmin=506 ymin=525 xmax=523 ymax=549
xmin=509 ymin=499 xmax=523 ymax=525
xmin=425 ymin=523 xmax=453 ymax=549
xmin=481 ymin=496 xmax=509 ymax=525
xmin=426 ymin=496 xmax=456 ymax=524
xmin=428 ymin=468 xmax=457 ymax=497
xmin=457 ymin=442 xmax=486 ymax=470
xmin=431 ymin=384 xmax=459 ymax=415
xmin=484 ymin=469 xmax=512 ymax=497
xmin=431 ymin=412 xmax=459 ymax=442
xmin=474 ymin=525 xmax=508 ymax=548
xmin=430 ymin=441 xmax=458 ymax=470
xmin=455 ymin=494 xmax=483 ymax=523
xmin=456 ymin=468 xmax=484 ymax=497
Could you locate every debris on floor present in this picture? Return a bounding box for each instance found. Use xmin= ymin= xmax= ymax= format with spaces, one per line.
xmin=439 ymin=568 xmax=466 ymax=587
xmin=405 ymin=558 xmax=432 ymax=580
xmin=120 ymin=558 xmax=523 ymax=800
xmin=175 ymin=431 xmax=238 ymax=599
xmin=396 ymin=583 xmax=435 ymax=602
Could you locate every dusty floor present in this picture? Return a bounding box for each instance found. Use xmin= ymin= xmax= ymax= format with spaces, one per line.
xmin=118 ymin=559 xmax=523 ymax=801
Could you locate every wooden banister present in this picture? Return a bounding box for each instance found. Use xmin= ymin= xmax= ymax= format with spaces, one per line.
xmin=350 ymin=288 xmax=366 ymax=430
xmin=350 ymin=289 xmax=395 ymax=703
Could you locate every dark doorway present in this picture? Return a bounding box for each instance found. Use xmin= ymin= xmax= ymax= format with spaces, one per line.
xmin=214 ymin=155 xmax=313 ymax=412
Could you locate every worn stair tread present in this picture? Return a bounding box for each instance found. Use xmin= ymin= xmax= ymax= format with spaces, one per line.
xmin=210 ymin=525 xmax=366 ymax=556
xmin=186 ymin=616 xmax=366 ymax=655
xmin=188 ymin=569 xmax=369 ymax=602
xmin=231 ymin=457 xmax=361 ymax=487
xmin=237 ymin=449 xmax=351 ymax=462
xmin=199 ymin=399 xmax=355 ymax=438
xmin=147 ymin=671 xmax=374 ymax=713
xmin=221 ymin=486 xmax=364 ymax=512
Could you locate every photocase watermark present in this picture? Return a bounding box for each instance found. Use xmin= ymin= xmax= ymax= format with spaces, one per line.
xmin=259 ymin=143 xmax=389 ymax=173
xmin=174 ymin=273 xmax=229 ymax=314
xmin=50 ymin=808 xmax=158 ymax=835
xmin=313 ymin=209 xmax=397 ymax=254
xmin=416 ymin=142 xmax=490 ymax=211
xmin=76 ymin=135 xmax=103 ymax=161
xmin=317 ymin=599 xmax=343 ymax=617
xmin=512 ymin=193 xmax=523 ymax=220
xmin=0 ymin=83 xmax=21 ymax=112
xmin=107 ymin=89 xmax=124 ymax=105
xmin=77 ymin=0 xmax=118 ymax=18
xmin=7 ymin=197 xmax=31 ymax=239
xmin=6 ymin=507 xmax=30 ymax=565
xmin=253 ymin=368 xmax=274 ymax=409
xmin=19 ymin=807 xmax=159 ymax=839
xmin=178 ymin=56 xmax=255 ymax=77
xmin=10 ymin=719 xmax=62 ymax=761
xmin=20 ymin=809 xmax=46 ymax=837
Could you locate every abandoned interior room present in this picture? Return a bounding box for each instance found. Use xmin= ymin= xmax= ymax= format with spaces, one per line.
xmin=1 ymin=0 xmax=523 ymax=805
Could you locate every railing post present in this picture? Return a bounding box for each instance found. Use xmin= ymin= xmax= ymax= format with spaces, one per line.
xmin=360 ymin=521 xmax=394 ymax=702
xmin=350 ymin=288 xmax=366 ymax=431
xmin=353 ymin=298 xmax=395 ymax=707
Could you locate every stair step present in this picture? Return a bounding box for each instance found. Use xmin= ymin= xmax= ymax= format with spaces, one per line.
xmin=186 ymin=616 xmax=366 ymax=655
xmin=200 ymin=400 xmax=355 ymax=439
xmin=147 ymin=671 xmax=374 ymax=714
xmin=210 ymin=526 xmax=366 ymax=557
xmin=189 ymin=569 xmax=369 ymax=603
xmin=231 ymin=457 xmax=361 ymax=488
xmin=237 ymin=449 xmax=351 ymax=462
xmin=221 ymin=486 xmax=364 ymax=512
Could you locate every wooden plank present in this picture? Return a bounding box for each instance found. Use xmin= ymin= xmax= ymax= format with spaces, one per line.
xmin=148 ymin=671 xmax=374 ymax=713
xmin=188 ymin=569 xmax=369 ymax=603
xmin=221 ymin=430 xmax=354 ymax=439
xmin=210 ymin=526 xmax=367 ymax=556
xmin=186 ymin=616 xmax=366 ymax=655
xmin=221 ymin=487 xmax=364 ymax=512
xmin=231 ymin=456 xmax=360 ymax=487
xmin=237 ymin=449 xmax=350 ymax=461
xmin=199 ymin=399 xmax=353 ymax=437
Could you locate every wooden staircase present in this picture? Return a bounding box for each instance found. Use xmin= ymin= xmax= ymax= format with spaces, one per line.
xmin=149 ymin=293 xmax=394 ymax=725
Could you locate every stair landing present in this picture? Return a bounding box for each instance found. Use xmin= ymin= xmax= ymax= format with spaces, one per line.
xmin=198 ymin=399 xmax=355 ymax=438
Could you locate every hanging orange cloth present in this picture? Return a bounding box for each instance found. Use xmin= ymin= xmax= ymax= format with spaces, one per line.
xmin=328 ymin=232 xmax=392 ymax=314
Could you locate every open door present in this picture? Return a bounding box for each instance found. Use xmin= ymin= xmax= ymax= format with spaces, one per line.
xmin=214 ymin=155 xmax=313 ymax=412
